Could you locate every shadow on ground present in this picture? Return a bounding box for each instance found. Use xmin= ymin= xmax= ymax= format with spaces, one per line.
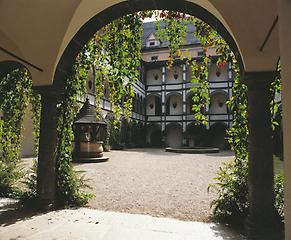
xmin=210 ymin=224 xmax=246 ymax=240
xmin=0 ymin=199 xmax=45 ymax=227
xmin=111 ymin=148 xmax=235 ymax=158
xmin=205 ymin=151 xmax=234 ymax=157
xmin=112 ymin=148 xmax=184 ymax=156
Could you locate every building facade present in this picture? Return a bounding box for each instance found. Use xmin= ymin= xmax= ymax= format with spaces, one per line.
xmin=20 ymin=22 xmax=233 ymax=157
xmin=98 ymin=22 xmax=233 ymax=149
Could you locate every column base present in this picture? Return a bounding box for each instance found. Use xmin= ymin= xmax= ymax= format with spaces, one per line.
xmin=35 ymin=198 xmax=55 ymax=211
xmin=246 ymin=209 xmax=284 ymax=239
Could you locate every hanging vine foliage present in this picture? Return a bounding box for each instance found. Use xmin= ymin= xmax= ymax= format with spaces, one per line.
xmin=153 ymin=10 xmax=283 ymax=222
xmin=94 ymin=14 xmax=143 ymax=124
xmin=209 ymin=61 xmax=249 ymax=223
xmin=187 ymin=58 xmax=210 ymax=125
xmin=155 ymin=11 xmax=188 ymax=67
xmin=155 ymin=13 xmax=212 ymax=125
xmin=22 ymin=13 xmax=144 ymax=207
xmin=270 ymin=61 xmax=282 ymax=130
xmin=22 ymin=41 xmax=96 ymax=207
xmin=53 ymin=47 xmax=94 ymax=207
xmin=29 ymin=91 xmax=42 ymax=156
xmin=0 ymin=68 xmax=31 ymax=196
xmin=1 ymin=11 xmax=283 ymax=215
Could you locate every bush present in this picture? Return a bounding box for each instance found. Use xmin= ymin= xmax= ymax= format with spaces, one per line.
xmin=0 ymin=161 xmax=22 ymax=197
xmin=274 ymin=173 xmax=284 ymax=220
xmin=209 ymin=158 xmax=285 ymax=225
xmin=208 ymin=158 xmax=249 ymax=224
xmin=17 ymin=162 xmax=38 ymax=207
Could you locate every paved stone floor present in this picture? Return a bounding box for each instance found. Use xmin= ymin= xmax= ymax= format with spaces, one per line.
xmin=0 ymin=150 xmax=247 ymax=239
xmin=75 ymin=148 xmax=234 ymax=222
xmin=0 ymin=199 xmax=246 ymax=240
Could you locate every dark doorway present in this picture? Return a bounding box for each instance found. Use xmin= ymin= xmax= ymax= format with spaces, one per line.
xmin=150 ymin=129 xmax=162 ymax=147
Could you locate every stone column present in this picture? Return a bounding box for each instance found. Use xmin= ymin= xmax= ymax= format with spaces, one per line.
xmin=244 ymin=72 xmax=281 ymax=239
xmin=36 ymin=89 xmax=60 ymax=209
xmin=161 ymin=66 xmax=167 ymax=130
xmin=278 ymin=1 xmax=291 ymax=239
xmin=182 ymin=64 xmax=187 ymax=146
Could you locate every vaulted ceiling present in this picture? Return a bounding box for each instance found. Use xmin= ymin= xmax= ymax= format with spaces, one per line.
xmin=0 ymin=0 xmax=279 ymax=86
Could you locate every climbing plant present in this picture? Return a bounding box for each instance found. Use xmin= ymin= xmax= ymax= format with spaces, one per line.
xmin=155 ymin=11 xmax=188 ymax=67
xmin=271 ymin=61 xmax=282 ymax=130
xmin=20 ymin=87 xmax=42 ymax=203
xmin=53 ymin=45 xmax=95 ymax=207
xmin=208 ymin=60 xmax=249 ymax=223
xmin=29 ymin=91 xmax=42 ymax=156
xmin=155 ymin=13 xmax=212 ymax=125
xmin=0 ymin=11 xmax=284 ymax=215
xmin=22 ymin=14 xmax=144 ymax=207
xmin=94 ymin=14 xmax=143 ymax=125
xmin=52 ymin=13 xmax=144 ymax=206
xmin=21 ymin=40 xmax=96 ymax=206
xmin=155 ymin=10 xmax=284 ymax=223
xmin=0 ymin=68 xmax=31 ymax=197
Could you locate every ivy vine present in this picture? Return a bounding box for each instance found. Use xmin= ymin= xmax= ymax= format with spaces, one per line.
xmin=154 ymin=11 xmax=283 ymax=223
xmin=94 ymin=14 xmax=143 ymax=124
xmin=0 ymin=11 xmax=283 ymax=216
xmin=0 ymin=69 xmax=31 ymax=196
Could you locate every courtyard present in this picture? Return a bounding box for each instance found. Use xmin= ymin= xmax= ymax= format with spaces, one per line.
xmin=75 ymin=148 xmax=234 ymax=222
xmin=0 ymin=1 xmax=290 ymax=239
xmin=0 ymin=149 xmax=247 ymax=240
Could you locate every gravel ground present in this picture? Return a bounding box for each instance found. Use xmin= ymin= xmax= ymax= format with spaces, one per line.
xmin=74 ymin=148 xmax=234 ymax=222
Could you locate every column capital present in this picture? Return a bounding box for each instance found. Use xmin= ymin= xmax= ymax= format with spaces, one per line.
xmin=242 ymin=71 xmax=276 ymax=90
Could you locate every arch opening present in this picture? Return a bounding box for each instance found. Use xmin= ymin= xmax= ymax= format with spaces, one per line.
xmin=165 ymin=123 xmax=183 ymax=148
xmin=209 ymin=122 xmax=229 ymax=150
xmin=166 ymin=93 xmax=182 ymax=115
xmin=53 ymin=0 xmax=244 ymax=88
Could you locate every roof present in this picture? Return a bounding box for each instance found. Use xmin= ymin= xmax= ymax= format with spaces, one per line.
xmin=142 ymin=21 xmax=200 ymax=49
xmin=75 ymin=98 xmax=106 ymax=125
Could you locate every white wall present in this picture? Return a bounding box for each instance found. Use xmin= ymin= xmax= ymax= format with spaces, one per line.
xmin=21 ymin=105 xmax=35 ymax=157
xmin=168 ymin=95 xmax=182 ymax=115
xmin=208 ymin=63 xmax=228 ymax=82
xmin=166 ymin=126 xmax=182 ymax=147
xmin=166 ymin=66 xmax=183 ymax=84
xmin=146 ymin=96 xmax=156 ymax=115
xmin=1 ymin=105 xmax=37 ymax=158
xmin=210 ymin=93 xmax=227 ymax=114
xmin=146 ymin=69 xmax=162 ymax=85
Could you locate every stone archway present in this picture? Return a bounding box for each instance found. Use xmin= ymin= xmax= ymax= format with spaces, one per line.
xmin=146 ymin=94 xmax=162 ymax=116
xmin=0 ymin=1 xmax=286 ymax=238
xmin=53 ymin=0 xmax=245 ymax=88
xmin=38 ymin=5 xmax=281 ymax=238
xmin=146 ymin=123 xmax=162 ymax=147
xmin=209 ymin=122 xmax=228 ymax=150
xmin=186 ymin=123 xmax=208 ymax=147
xmin=209 ymin=90 xmax=228 ymax=115
xmin=165 ymin=123 xmax=183 ymax=147
xmin=166 ymin=92 xmax=183 ymax=116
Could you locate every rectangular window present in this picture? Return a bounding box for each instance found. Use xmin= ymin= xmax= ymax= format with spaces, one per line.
xmin=151 ymin=56 xmax=158 ymax=61
xmin=197 ymin=51 xmax=204 ymax=56
xmin=149 ymin=41 xmax=156 ymax=46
